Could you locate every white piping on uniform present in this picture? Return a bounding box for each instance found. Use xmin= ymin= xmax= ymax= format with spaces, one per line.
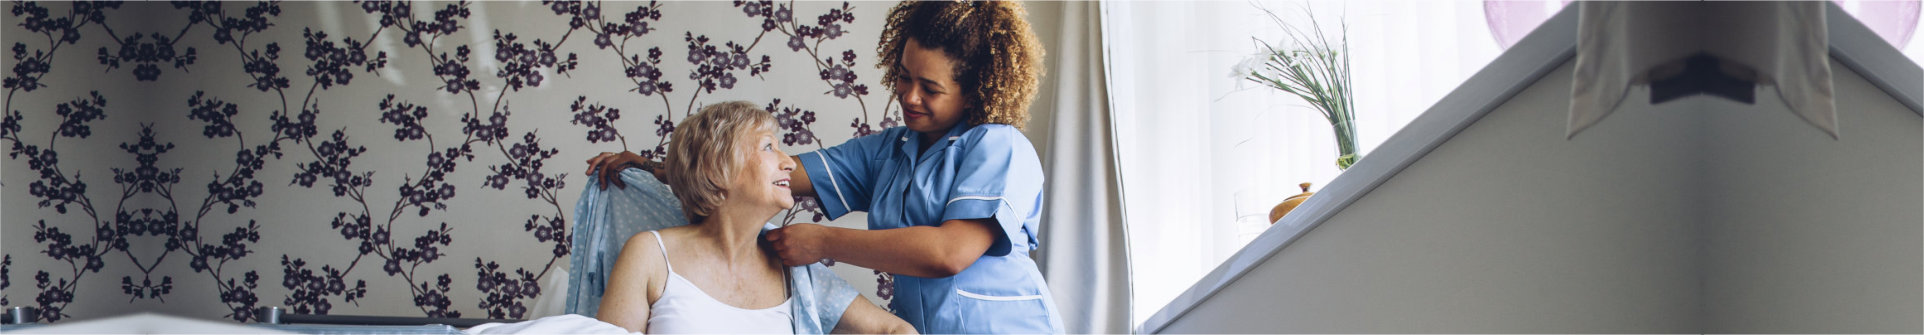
xmin=946 ymin=195 xmax=1003 ymax=206
xmin=815 ymin=154 xmax=850 ymax=213
xmin=955 ymin=288 xmax=1043 ymax=301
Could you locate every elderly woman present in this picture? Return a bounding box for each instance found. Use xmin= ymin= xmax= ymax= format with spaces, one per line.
xmin=591 ymin=101 xmax=911 ymax=334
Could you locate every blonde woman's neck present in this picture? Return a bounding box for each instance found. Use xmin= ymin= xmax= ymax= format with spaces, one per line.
xmin=691 ymin=206 xmax=777 ymax=263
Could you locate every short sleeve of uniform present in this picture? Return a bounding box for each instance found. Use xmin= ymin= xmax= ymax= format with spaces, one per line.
xmin=940 ymin=125 xmax=1044 ymax=257
xmin=797 ymin=130 xmax=894 ymax=220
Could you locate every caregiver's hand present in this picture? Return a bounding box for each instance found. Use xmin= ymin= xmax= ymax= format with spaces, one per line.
xmin=764 ymin=223 xmax=831 ymax=267
xmin=765 ymin=219 xmax=997 ymax=277
xmin=583 ymin=151 xmax=664 ymax=190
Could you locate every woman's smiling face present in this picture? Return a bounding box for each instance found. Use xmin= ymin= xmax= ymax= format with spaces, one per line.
xmin=894 ymin=37 xmax=973 ymax=140
xmin=726 ymin=127 xmax=796 ymax=211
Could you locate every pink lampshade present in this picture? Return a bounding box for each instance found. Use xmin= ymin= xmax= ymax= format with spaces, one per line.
xmin=1837 ymin=0 xmax=1921 ymax=48
xmin=1484 ymin=0 xmax=1919 ymax=50
xmin=1483 ymin=0 xmax=1571 ymax=50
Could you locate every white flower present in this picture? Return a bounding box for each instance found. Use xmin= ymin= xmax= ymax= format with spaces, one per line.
xmin=1229 ymin=52 xmax=1267 ymax=79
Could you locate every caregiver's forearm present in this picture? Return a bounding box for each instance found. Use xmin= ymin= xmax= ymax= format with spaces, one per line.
xmin=822 ymin=218 xmax=996 ymax=278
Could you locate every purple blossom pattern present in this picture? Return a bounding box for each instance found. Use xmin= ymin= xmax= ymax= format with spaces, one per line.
xmin=28 ymin=219 xmax=103 ymax=322
xmin=357 ymin=1 xmax=479 ymax=94
xmin=486 ymin=131 xmax=565 ymax=201
xmin=185 ymin=1 xmax=293 ymax=92
xmin=553 ymin=0 xmax=772 ymax=161
xmin=643 ymin=113 xmax=672 ymax=161
xmin=493 ymin=30 xmax=577 ymax=91
xmin=738 ymin=1 xmax=892 ymax=145
xmin=2 ymin=255 xmax=11 ymax=306
xmin=461 ymin=109 xmax=511 ymax=146
xmin=92 ymin=0 xmax=201 ymax=82
xmin=302 ymin=27 xmax=389 ymax=90
xmin=6 ymin=1 xmax=116 ymax=92
xmin=141 ymin=94 xmax=277 ymax=321
xmin=176 ymin=219 xmax=262 ymax=320
xmin=11 ymin=92 xmax=105 ymax=217
xmin=3 ymin=1 xmax=909 ymax=321
xmin=378 ymin=95 xmax=428 ymax=142
xmin=474 ymin=259 xmax=540 ymax=319
xmin=274 ymin=0 xmax=583 ymax=319
xmin=875 ymin=269 xmax=893 ymax=311
xmin=568 ymin=96 xmax=627 ymax=150
xmin=682 ymin=33 xmax=771 ymax=94
xmin=281 ymin=254 xmax=366 ymax=315
xmin=4 ymin=90 xmax=119 ymax=322
xmin=555 ymin=0 xmax=668 ymax=97
xmin=95 ymin=30 xmax=197 ymax=81
xmin=477 ymin=126 xmax=575 ymax=317
xmin=768 ymin=98 xmax=819 ymax=147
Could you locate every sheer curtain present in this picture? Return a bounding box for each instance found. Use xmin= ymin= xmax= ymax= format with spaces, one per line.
xmin=1101 ymin=0 xmax=1520 ymax=327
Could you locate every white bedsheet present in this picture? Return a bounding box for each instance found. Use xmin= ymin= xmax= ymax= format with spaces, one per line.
xmin=463 ymin=314 xmax=633 ymax=335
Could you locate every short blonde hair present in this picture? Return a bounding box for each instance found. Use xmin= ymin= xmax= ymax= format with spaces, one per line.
xmin=878 ymin=0 xmax=1045 ymax=129
xmin=663 ymin=101 xmax=777 ymax=224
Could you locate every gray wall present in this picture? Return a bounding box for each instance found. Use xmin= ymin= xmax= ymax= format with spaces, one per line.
xmin=1699 ymin=60 xmax=1924 ymax=333
xmin=1163 ymin=62 xmax=1704 ymax=333
xmin=1158 ymin=59 xmax=1922 ymax=333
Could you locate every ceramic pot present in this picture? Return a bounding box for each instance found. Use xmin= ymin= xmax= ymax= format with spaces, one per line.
xmin=1268 ymin=182 xmax=1315 ymax=224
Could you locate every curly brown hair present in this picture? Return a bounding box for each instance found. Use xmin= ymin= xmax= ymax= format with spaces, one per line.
xmin=878 ymin=0 xmax=1044 ymax=130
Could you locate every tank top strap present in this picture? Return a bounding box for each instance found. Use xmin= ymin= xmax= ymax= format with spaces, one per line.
xmin=650 ymin=231 xmax=674 ymax=274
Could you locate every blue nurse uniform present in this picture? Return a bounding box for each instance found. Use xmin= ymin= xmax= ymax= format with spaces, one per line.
xmin=797 ymin=123 xmax=1063 ymax=334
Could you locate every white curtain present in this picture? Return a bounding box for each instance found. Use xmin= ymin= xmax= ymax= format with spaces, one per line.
xmin=1101 ymin=0 xmax=1517 ymax=327
xmin=1033 ymin=1 xmax=1132 ymax=334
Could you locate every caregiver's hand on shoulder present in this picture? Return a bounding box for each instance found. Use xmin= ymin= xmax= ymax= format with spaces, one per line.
xmin=583 ymin=151 xmax=664 ymax=190
xmin=765 ymin=223 xmax=831 ymax=267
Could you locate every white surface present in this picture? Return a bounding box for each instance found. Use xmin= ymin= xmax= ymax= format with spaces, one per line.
xmin=6 ymin=313 xmax=295 ymax=334
xmin=464 ymin=314 xmax=631 ymax=335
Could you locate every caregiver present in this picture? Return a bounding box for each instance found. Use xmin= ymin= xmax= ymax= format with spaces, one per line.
xmin=589 ymin=1 xmax=1058 ymax=333
xmin=770 ymin=1 xmax=1059 ymax=333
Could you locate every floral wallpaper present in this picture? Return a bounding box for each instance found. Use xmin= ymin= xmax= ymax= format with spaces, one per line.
xmin=2 ymin=0 xmax=902 ymax=323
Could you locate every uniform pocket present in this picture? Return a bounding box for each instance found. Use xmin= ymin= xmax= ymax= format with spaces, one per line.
xmin=936 ymin=288 xmax=1056 ymax=334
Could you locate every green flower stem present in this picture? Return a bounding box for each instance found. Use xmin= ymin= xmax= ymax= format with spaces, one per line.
xmin=1245 ymin=3 xmax=1359 ymax=170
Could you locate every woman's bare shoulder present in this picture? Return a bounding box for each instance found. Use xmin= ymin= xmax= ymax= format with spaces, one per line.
xmin=653 ymin=225 xmax=701 ymax=243
xmin=615 ymin=230 xmax=668 ymax=271
xmin=626 ymin=226 xmax=704 ymax=263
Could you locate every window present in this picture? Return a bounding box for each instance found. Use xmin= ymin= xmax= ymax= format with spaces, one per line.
xmin=1105 ymin=0 xmax=1543 ymax=326
xmin=1107 ymin=0 xmax=1921 ymax=328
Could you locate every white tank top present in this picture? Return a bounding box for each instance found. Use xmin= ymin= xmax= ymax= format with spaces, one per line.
xmin=644 ymin=231 xmax=793 ymax=334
